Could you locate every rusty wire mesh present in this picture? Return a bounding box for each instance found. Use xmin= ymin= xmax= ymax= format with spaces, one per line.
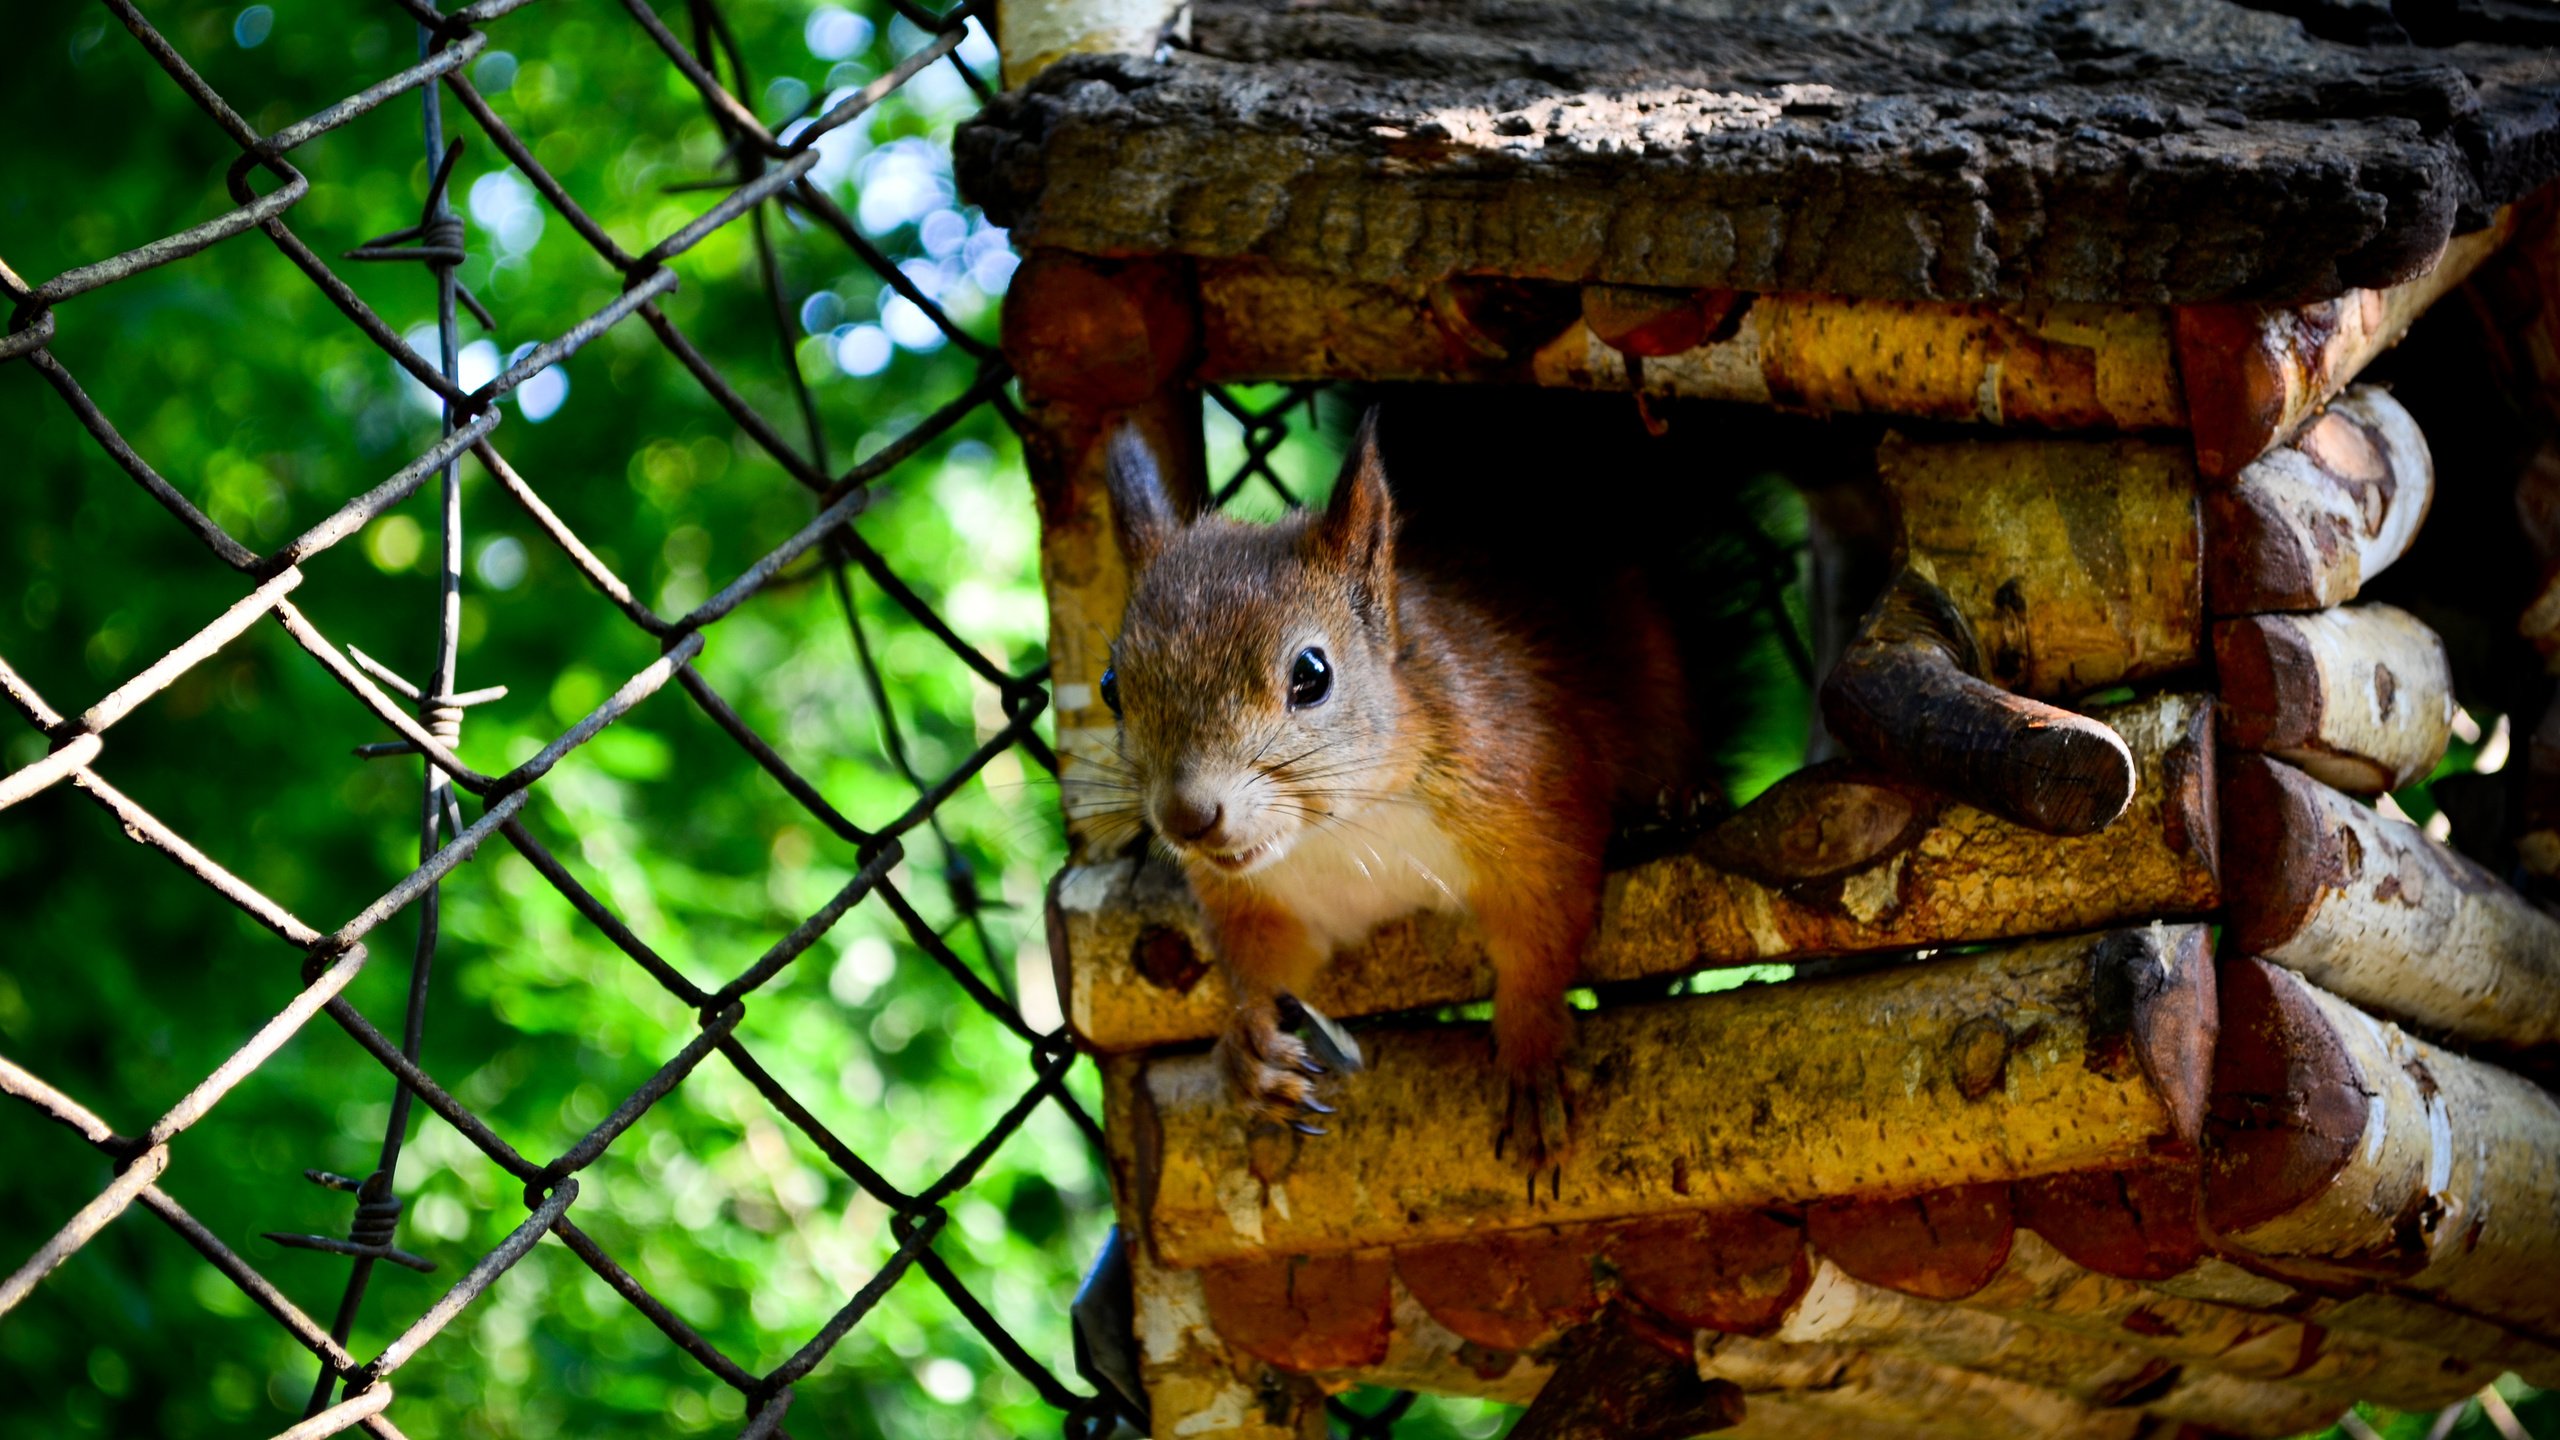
xmin=0 ymin=1 xmax=1168 ymax=1434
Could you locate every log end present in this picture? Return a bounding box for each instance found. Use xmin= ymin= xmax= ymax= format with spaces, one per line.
xmin=2201 ymin=957 xmax=2367 ymax=1238
xmin=1396 ymin=1229 xmax=1606 ymax=1353
xmin=2013 ymin=1163 xmax=2209 ymax=1281
xmin=2087 ymin=924 xmax=2221 ymax=1148
xmin=1803 ymin=1183 xmax=2012 ymax=1301
xmin=2211 ymin=616 xmax=2319 ymax=754
xmin=2174 ymin=306 xmax=2288 ymax=481
xmin=1199 ymin=1252 xmax=1395 ymax=1373
xmin=1999 ymin=712 xmax=2140 ymax=837
xmin=1002 ymin=251 xmax=1197 ymax=406
xmin=1609 ymin=1211 xmax=1810 ymax=1336
xmin=2214 ymin=753 xmax=2331 ymax=955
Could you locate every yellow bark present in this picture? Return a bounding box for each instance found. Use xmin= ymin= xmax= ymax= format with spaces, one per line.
xmin=1133 ymin=926 xmax=2214 ymax=1268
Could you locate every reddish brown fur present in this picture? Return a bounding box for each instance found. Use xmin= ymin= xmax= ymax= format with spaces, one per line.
xmin=1091 ymin=414 xmax=1696 ymax=1164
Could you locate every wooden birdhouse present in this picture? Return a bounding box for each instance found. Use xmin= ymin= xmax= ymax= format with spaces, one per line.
xmin=959 ymin=1 xmax=2560 ymax=1434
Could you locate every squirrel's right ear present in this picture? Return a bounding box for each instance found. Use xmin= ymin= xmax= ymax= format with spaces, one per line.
xmin=1104 ymin=422 xmax=1183 ymax=568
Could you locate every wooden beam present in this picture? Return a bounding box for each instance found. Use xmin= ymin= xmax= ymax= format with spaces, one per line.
xmin=2205 ymin=957 xmax=2560 ymax=1343
xmin=1055 ymin=692 xmax=2217 ymax=1053
xmin=1129 ymin=1248 xmax=1329 ymax=1439
xmin=2176 ymin=218 xmax=2511 ymax=478
xmin=2219 ymin=754 xmax=2560 ymax=1056
xmin=1880 ymin=430 xmax=2202 ymax=700
xmin=2212 ymin=604 xmax=2455 ymax=794
xmin=959 ymin=4 xmax=2558 ymax=306
xmin=2201 ymin=387 xmax=2435 ymax=615
xmin=1132 ymin=926 xmax=2216 ymax=1269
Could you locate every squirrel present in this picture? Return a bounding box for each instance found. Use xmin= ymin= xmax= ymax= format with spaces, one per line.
xmin=1089 ymin=404 xmax=1703 ymax=1168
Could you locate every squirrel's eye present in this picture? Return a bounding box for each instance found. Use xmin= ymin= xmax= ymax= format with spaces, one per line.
xmin=1287 ymin=648 xmax=1331 ymax=709
xmin=1099 ymin=667 xmax=1121 ymax=717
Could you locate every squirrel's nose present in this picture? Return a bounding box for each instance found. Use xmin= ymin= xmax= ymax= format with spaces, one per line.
xmin=1160 ymin=794 xmax=1225 ymax=844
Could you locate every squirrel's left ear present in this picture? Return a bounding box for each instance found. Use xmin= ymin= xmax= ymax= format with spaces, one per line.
xmin=1317 ymin=407 xmax=1397 ymax=627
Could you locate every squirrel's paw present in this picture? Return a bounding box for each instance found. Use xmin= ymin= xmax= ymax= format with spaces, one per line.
xmin=1216 ymin=1018 xmax=1332 ymax=1135
xmin=1496 ymin=1065 xmax=1574 ymax=1179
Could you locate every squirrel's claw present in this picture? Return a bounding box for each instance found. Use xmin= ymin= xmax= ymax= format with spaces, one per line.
xmin=1497 ymin=1066 xmax=1575 ymax=1178
xmin=1216 ymin=1011 xmax=1340 ymax=1133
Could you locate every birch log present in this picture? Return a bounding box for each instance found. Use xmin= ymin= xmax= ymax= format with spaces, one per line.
xmin=2176 ymin=219 xmax=2510 ymax=479
xmin=1057 ymin=693 xmax=2218 ymax=1053
xmin=2219 ymin=754 xmax=2560 ymax=1054
xmin=2212 ymin=604 xmax=2455 ymax=793
xmin=1192 ymin=264 xmax=2189 ymax=432
xmin=1133 ymin=926 xmax=2216 ymax=1268
xmin=2201 ymin=387 xmax=2435 ymax=615
xmin=1821 ymin=568 xmax=2138 ymax=835
xmin=1881 ymin=431 xmax=2203 ymax=699
xmin=2204 ymin=957 xmax=2560 ymax=1341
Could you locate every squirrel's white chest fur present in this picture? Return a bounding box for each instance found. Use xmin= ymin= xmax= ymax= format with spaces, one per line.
xmin=1247 ymin=801 xmax=1474 ymax=952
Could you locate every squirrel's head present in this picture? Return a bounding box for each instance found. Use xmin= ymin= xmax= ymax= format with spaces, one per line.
xmin=1093 ymin=411 xmax=1406 ymax=877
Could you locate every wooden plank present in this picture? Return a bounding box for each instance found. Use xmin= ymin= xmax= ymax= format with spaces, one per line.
xmin=2205 ymin=957 xmax=2560 ymax=1343
xmin=1131 ymin=925 xmax=2215 ymax=1269
xmin=2220 ymin=754 xmax=2560 ymax=1056
xmin=1053 ymin=692 xmax=2218 ymax=1053
xmin=957 ymin=2 xmax=2560 ymax=306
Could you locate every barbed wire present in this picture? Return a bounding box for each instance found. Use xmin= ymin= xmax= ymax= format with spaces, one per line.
xmin=0 ymin=2 xmax=1153 ymax=1436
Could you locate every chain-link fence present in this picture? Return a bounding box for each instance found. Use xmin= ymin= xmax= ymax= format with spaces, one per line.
xmin=0 ymin=2 xmax=1156 ymax=1435
xmin=0 ymin=1 xmax=1829 ymax=1433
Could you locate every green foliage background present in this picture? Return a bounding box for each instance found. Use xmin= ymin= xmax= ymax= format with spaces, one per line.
xmin=0 ymin=4 xmax=2549 ymax=1440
